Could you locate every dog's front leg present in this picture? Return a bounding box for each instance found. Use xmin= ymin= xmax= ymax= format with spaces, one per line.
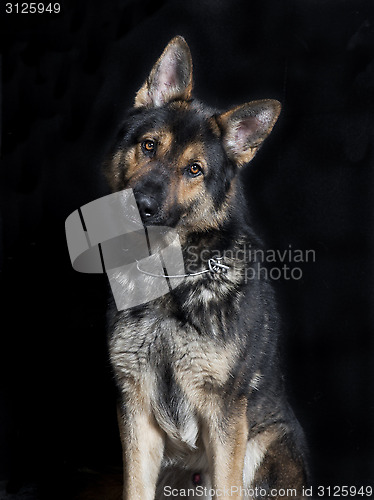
xmin=202 ymin=400 xmax=248 ymax=499
xmin=117 ymin=402 xmax=165 ymax=500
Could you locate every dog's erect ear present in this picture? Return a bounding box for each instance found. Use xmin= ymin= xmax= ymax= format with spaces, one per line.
xmin=134 ymin=36 xmax=193 ymax=108
xmin=217 ymin=100 xmax=281 ymax=166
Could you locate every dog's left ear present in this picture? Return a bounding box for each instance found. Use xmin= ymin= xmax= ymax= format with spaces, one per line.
xmin=217 ymin=100 xmax=281 ymax=166
xmin=135 ymin=36 xmax=193 ymax=108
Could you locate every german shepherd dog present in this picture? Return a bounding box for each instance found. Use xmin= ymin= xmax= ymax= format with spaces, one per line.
xmin=105 ymin=36 xmax=309 ymax=499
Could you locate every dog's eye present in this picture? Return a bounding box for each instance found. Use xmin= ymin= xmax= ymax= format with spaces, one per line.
xmin=141 ymin=139 xmax=156 ymax=155
xmin=187 ymin=163 xmax=202 ymax=177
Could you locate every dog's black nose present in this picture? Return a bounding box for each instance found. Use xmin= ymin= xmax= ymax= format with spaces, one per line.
xmin=135 ymin=193 xmax=158 ymax=221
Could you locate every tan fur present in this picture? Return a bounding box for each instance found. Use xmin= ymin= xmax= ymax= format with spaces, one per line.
xmin=179 ymin=143 xmax=208 ymax=170
xmin=170 ymin=99 xmax=193 ymax=112
xmin=243 ymin=428 xmax=278 ymax=488
xmin=138 ymin=130 xmax=174 ymax=156
xmin=208 ymin=116 xmax=222 ymax=138
xmin=106 ymin=150 xmax=125 ymax=191
xmin=202 ymin=399 xmax=248 ymax=499
xmin=117 ymin=397 xmax=165 ymax=500
xmin=252 ymin=431 xmax=307 ymax=499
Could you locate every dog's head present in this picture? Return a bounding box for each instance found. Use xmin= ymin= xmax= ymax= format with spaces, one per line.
xmin=106 ymin=36 xmax=280 ymax=234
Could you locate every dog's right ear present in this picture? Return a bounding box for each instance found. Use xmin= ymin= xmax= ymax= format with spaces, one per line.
xmin=134 ymin=36 xmax=193 ymax=108
xmin=217 ymin=100 xmax=281 ymax=166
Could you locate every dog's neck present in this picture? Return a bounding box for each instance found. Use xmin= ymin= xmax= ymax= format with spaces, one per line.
xmin=180 ymin=223 xmax=260 ymax=279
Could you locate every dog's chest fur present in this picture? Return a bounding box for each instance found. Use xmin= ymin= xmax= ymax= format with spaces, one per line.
xmin=109 ymin=276 xmax=243 ymax=453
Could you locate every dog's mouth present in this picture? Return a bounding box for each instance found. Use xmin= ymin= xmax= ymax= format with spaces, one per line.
xmin=136 ymin=204 xmax=184 ymax=229
xmin=137 ymin=210 xmax=175 ymax=228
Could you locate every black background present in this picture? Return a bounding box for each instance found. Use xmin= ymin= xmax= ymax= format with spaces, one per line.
xmin=1 ymin=0 xmax=373 ymax=495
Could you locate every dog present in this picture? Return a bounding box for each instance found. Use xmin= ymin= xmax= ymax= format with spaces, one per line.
xmin=104 ymin=36 xmax=310 ymax=500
